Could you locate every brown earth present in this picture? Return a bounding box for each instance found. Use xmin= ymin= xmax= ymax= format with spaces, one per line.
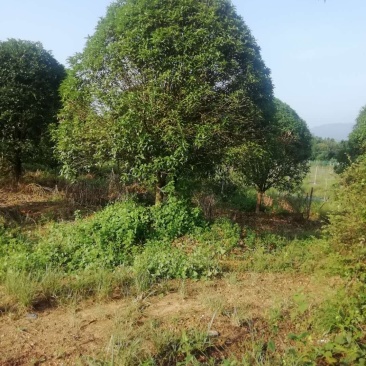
xmin=0 ymin=273 xmax=342 ymax=366
xmin=0 ymin=184 xmax=95 ymax=225
xmin=0 ymin=181 xmax=334 ymax=365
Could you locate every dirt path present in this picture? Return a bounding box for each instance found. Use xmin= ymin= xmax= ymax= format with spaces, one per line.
xmin=0 ymin=273 xmax=342 ymax=366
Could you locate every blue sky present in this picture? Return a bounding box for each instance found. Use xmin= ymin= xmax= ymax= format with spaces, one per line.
xmin=1 ymin=0 xmax=365 ymax=129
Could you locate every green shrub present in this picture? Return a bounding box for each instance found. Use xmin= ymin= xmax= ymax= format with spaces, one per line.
xmin=327 ymin=156 xmax=366 ymax=245
xmin=0 ymin=225 xmax=33 ymax=275
xmin=240 ymin=237 xmax=343 ymax=274
xmin=32 ymin=198 xmax=205 ymax=272
xmin=150 ymin=196 xmax=205 ymax=240
xmin=243 ymin=229 xmax=288 ymax=252
xmin=133 ymin=217 xmax=239 ymax=284
xmin=194 ymin=217 xmax=240 ymax=256
xmin=30 ymin=200 xmax=151 ymax=271
xmin=133 ymin=240 xmax=221 ymax=282
xmin=0 ymin=198 xmax=218 ymax=284
xmin=221 ymin=187 xmax=257 ymax=212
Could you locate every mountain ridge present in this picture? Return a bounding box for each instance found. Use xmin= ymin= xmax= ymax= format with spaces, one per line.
xmin=310 ymin=123 xmax=354 ymax=141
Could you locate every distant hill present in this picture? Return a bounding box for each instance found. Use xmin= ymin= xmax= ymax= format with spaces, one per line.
xmin=310 ymin=123 xmax=354 ymax=141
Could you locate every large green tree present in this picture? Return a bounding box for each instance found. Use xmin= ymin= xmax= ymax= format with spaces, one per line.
xmin=55 ymin=0 xmax=274 ymax=204
xmin=328 ymin=155 xmax=366 ymax=244
xmin=348 ymin=105 xmax=366 ymax=156
xmin=311 ymin=136 xmax=342 ymax=162
xmin=228 ymin=99 xmax=312 ymax=213
xmin=334 ymin=105 xmax=366 ymax=173
xmin=0 ymin=39 xmax=65 ymax=181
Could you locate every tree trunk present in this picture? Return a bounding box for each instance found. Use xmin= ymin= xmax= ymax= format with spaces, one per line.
xmin=256 ymin=190 xmax=264 ymax=214
xmin=155 ymin=172 xmax=167 ymax=206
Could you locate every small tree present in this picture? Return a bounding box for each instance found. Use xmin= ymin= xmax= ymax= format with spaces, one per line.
xmin=310 ymin=136 xmax=342 ymax=162
xmin=229 ymin=99 xmax=312 ymax=213
xmin=344 ymin=105 xmax=366 ymax=163
xmin=0 ymin=39 xmax=65 ymax=181
xmin=327 ymin=155 xmax=366 ymax=244
xmin=55 ymin=0 xmax=274 ymax=204
xmin=334 ymin=105 xmax=366 ymax=173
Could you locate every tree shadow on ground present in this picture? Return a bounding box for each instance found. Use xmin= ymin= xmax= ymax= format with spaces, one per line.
xmin=214 ymin=209 xmax=323 ymax=240
xmin=0 ymin=201 xmax=94 ymax=226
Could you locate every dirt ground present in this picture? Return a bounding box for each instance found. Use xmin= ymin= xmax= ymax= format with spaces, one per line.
xmin=0 ymin=183 xmax=338 ymax=365
xmin=0 ymin=184 xmax=97 ymax=226
xmin=0 ymin=273 xmax=342 ymax=366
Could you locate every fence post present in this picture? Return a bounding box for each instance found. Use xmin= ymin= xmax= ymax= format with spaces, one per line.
xmin=306 ymin=187 xmax=314 ymax=220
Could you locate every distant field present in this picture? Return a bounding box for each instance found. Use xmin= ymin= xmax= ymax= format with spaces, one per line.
xmin=302 ymin=162 xmax=339 ymax=201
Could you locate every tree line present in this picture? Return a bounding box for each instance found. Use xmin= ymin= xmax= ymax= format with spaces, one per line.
xmin=0 ymin=0 xmax=312 ymax=211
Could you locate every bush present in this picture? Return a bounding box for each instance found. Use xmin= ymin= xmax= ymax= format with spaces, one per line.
xmin=327 ymin=156 xmax=366 ymax=245
xmin=133 ymin=218 xmax=240 ymax=283
xmin=0 ymin=225 xmax=33 ymax=276
xmin=194 ymin=217 xmax=241 ymax=256
xmin=1 ymin=197 xmax=233 ymax=293
xmin=133 ymin=239 xmax=221 ymax=283
xmin=1 ymin=198 xmax=208 ymax=274
xmin=240 ymin=234 xmax=343 ymax=274
xmin=29 ymin=200 xmax=151 ymax=271
xmin=221 ymin=187 xmax=257 ymax=212
xmin=150 ymin=196 xmax=205 ymax=240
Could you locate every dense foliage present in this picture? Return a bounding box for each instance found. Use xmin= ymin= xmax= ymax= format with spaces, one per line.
xmin=349 ymin=105 xmax=366 ymax=156
xmin=0 ymin=39 xmax=65 ymax=180
xmin=311 ymin=136 xmax=342 ymax=162
xmin=334 ymin=105 xmax=366 ymax=172
xmin=0 ymin=198 xmax=239 ymax=278
xmin=54 ymin=0 xmax=274 ymax=203
xmin=327 ymin=155 xmax=366 ymax=244
xmin=3 ymin=3 xmax=366 ymax=365
xmin=228 ymin=98 xmax=312 ymax=212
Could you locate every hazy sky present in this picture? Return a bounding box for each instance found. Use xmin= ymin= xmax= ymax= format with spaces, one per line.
xmin=1 ymin=0 xmax=365 ymax=128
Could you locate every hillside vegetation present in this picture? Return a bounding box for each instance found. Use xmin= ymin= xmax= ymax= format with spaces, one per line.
xmin=1 ymin=1 xmax=366 ymax=365
xmin=1 ymin=164 xmax=366 ymax=365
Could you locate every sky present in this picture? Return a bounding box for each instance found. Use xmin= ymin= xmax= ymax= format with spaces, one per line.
xmin=1 ymin=0 xmax=365 ymax=129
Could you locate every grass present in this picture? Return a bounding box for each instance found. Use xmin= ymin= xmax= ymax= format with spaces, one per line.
xmin=256 ymin=162 xmax=340 ymax=220
xmin=1 ymin=169 xmax=366 ymax=365
xmin=1 ymin=267 xmax=135 ymax=312
xmin=0 ymin=239 xmax=359 ymax=365
xmin=303 ymin=164 xmax=337 ymax=198
xmin=302 ymin=162 xmax=340 ymax=218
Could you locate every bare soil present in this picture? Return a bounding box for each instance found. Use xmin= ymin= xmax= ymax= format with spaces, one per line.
xmin=0 ymin=184 xmax=336 ymax=365
xmin=0 ymin=273 xmax=342 ymax=366
xmin=0 ymin=184 xmax=93 ymax=225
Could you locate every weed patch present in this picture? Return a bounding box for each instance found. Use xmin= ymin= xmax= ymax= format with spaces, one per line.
xmin=240 ymin=235 xmax=344 ymax=275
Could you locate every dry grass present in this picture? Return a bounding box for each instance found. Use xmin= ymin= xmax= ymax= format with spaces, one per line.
xmin=0 ymin=273 xmax=343 ymax=365
xmin=0 ymin=175 xmax=343 ymax=365
xmin=0 ymin=179 xmax=106 ymax=226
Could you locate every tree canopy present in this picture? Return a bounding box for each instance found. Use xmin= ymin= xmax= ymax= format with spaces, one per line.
xmin=334 ymin=105 xmax=366 ymax=173
xmin=0 ymin=39 xmax=65 ymax=181
xmin=311 ymin=136 xmax=342 ymax=162
xmin=348 ymin=105 xmax=366 ymax=156
xmin=228 ymin=98 xmax=312 ymax=212
xmin=328 ymin=154 xmax=366 ymax=244
xmin=55 ymin=0 xmax=274 ymax=204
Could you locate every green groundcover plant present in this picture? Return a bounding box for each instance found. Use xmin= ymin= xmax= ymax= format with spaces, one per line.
xmin=0 ymin=198 xmax=240 ymax=280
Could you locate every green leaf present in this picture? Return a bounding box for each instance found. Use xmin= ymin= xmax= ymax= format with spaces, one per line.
xmin=267 ymin=339 xmax=276 ymax=352
xmin=55 ymin=0 xmax=274 ymax=201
